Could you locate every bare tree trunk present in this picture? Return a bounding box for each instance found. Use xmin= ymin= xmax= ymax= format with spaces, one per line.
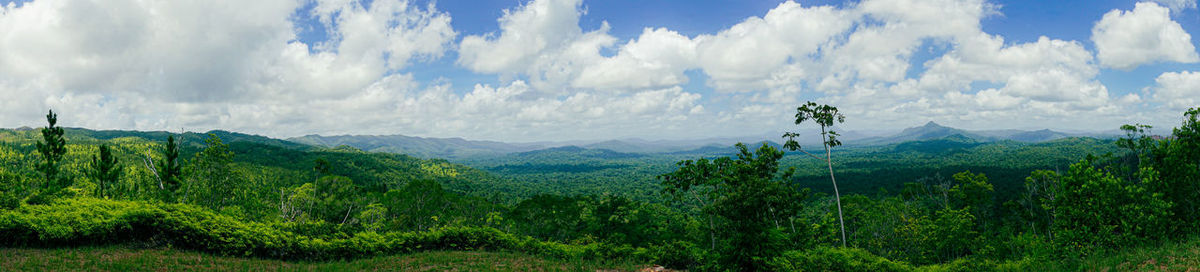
xmin=142 ymin=151 xmax=163 ymax=190
xmin=823 ymin=125 xmax=847 ymax=248
xmin=691 ymin=190 xmax=716 ymax=251
xmin=341 ymin=204 xmax=355 ymax=225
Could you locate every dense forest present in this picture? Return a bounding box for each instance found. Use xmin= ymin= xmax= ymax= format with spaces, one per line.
xmin=1 ymin=106 xmax=1198 ymax=271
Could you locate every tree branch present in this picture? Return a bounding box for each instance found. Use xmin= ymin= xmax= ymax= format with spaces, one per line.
xmin=795 ymin=148 xmax=829 ymax=163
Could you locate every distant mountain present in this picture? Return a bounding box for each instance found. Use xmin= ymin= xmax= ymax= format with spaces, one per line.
xmin=667 ymin=141 xmax=785 ymax=156
xmin=893 ymin=134 xmax=982 ymax=154
xmin=64 ymin=128 xmax=315 ymax=150
xmin=515 ymin=145 xmax=644 ymax=160
xmin=1006 ymin=129 xmax=1073 ymax=142
xmin=288 ymin=134 xmax=548 ymax=159
xmin=283 ymin=122 xmax=1110 ymax=160
xmin=857 ymin=122 xmax=984 ymax=145
xmin=854 ymin=122 xmax=1095 ymax=145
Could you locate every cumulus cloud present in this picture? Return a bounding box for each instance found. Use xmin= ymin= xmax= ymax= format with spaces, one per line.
xmin=694 ymin=2 xmax=852 ymax=91
xmin=1092 ymin=2 xmax=1199 ymax=70
xmin=0 ymin=0 xmax=455 ymax=132
xmin=0 ymin=0 xmax=1191 ymax=141
xmin=1149 ymin=71 xmax=1200 ymax=110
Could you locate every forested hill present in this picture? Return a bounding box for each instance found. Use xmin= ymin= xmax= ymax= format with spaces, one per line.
xmin=289 ymin=134 xmax=548 ymax=159
xmin=2 ymin=107 xmax=1199 ymax=271
xmin=458 ymin=135 xmax=1124 ymax=204
xmin=0 ymin=127 xmax=521 ymax=202
xmin=284 ymin=122 xmax=1118 ymax=161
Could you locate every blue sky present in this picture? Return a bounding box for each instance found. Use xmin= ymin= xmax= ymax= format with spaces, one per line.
xmin=1 ymin=0 xmax=1199 ymax=141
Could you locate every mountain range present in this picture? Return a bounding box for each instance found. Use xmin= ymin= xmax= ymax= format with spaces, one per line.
xmin=4 ymin=122 xmax=1116 ymax=160
xmin=286 ymin=122 xmax=1120 ymax=159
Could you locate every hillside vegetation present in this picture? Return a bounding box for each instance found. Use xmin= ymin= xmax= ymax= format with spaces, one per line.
xmin=1 ymin=106 xmax=1199 ymax=271
xmin=0 ymin=247 xmax=645 ymax=272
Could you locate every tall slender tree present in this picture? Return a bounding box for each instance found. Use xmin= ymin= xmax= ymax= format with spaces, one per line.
xmin=158 ymin=135 xmax=183 ymax=194
xmin=89 ymin=145 xmax=121 ymax=198
xmin=36 ymin=110 xmax=68 ymax=193
xmin=783 ymin=101 xmax=848 ymax=247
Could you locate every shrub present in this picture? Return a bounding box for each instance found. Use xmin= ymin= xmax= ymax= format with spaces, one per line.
xmin=0 ymin=197 xmax=650 ymax=262
xmin=769 ymin=247 xmax=913 ymax=272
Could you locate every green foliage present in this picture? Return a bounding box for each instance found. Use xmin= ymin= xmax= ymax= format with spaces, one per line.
xmin=89 ymin=145 xmax=121 ymax=198
xmin=35 ymin=110 xmax=69 ymax=196
xmin=1147 ymin=107 xmax=1200 ymax=232
xmin=185 ymin=134 xmax=236 ymax=209
xmin=769 ymin=247 xmax=913 ymax=272
xmin=1 ymin=247 xmax=648 ymax=272
xmin=1014 ymin=170 xmax=1060 ymax=240
xmin=1054 ymin=159 xmax=1172 ymax=252
xmin=784 ymin=101 xmax=847 ymax=149
xmin=948 ymin=171 xmax=994 ymax=220
xmin=158 ymin=135 xmax=183 ymax=198
xmin=506 ymin=194 xmax=688 ymax=248
xmin=0 ymin=198 xmax=653 ymax=262
xmin=660 ymin=143 xmax=808 ymax=271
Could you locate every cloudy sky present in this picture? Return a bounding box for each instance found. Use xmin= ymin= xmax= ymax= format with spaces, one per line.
xmin=2 ymin=0 xmax=1199 ymax=141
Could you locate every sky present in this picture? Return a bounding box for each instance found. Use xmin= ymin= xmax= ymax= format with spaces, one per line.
xmin=2 ymin=0 xmax=1200 ymax=142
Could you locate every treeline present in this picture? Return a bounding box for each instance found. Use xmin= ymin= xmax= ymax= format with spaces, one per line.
xmin=651 ymin=105 xmax=1200 ymax=270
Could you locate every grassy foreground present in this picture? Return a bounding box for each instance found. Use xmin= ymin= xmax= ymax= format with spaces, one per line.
xmin=1039 ymin=237 xmax=1200 ymax=271
xmin=0 ymin=247 xmax=648 ymax=272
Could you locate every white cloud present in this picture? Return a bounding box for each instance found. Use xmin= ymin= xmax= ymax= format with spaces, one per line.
xmin=1092 ymin=2 xmax=1199 ymax=70
xmin=572 ymin=28 xmax=698 ymax=90
xmin=695 ymin=2 xmax=852 ymax=92
xmin=1149 ymin=71 xmax=1200 ymax=110
xmin=457 ymin=0 xmax=585 ymax=75
xmin=0 ymin=0 xmax=1191 ymax=141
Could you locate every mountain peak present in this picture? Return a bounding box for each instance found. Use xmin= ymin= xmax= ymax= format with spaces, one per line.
xmin=923 ymin=121 xmax=943 ymax=128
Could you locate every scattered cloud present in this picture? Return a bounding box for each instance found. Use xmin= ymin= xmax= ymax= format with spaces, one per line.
xmin=1092 ymin=2 xmax=1199 ymax=70
xmin=1149 ymin=71 xmax=1200 ymax=111
xmin=0 ymin=0 xmax=1197 ymax=141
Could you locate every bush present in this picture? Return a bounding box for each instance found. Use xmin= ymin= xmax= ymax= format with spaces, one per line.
xmin=0 ymin=190 xmax=18 ymax=210
xmin=0 ymin=198 xmax=649 ymax=262
xmin=1054 ymin=161 xmax=1172 ymax=253
xmin=648 ymin=240 xmax=704 ymax=269
xmin=769 ymin=247 xmax=913 ymax=272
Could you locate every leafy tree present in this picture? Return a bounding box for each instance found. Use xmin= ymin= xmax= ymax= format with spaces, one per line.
xmin=314 ymin=158 xmax=332 ymax=176
xmin=383 ymin=179 xmax=451 ymax=231
xmin=35 ymin=110 xmax=69 ymax=194
xmin=279 ymin=183 xmax=317 ymax=222
xmin=312 ymin=175 xmax=360 ymax=224
xmin=508 ymin=194 xmax=587 ymax=242
xmin=1018 ymin=170 xmax=1061 ymax=240
xmin=357 ymin=203 xmax=388 ymax=232
xmin=948 ymin=171 xmax=994 ymax=221
xmin=1054 ymin=158 xmax=1171 ymax=252
xmin=1114 ymin=123 xmax=1158 ymax=183
xmin=660 ymin=143 xmax=808 ymax=271
xmin=783 ymin=101 xmax=848 ymax=247
xmin=89 ymin=145 xmax=121 ymax=198
xmin=186 ymin=134 xmax=236 ymax=208
xmin=1117 ymin=123 xmax=1156 ymax=167
xmin=1147 ymin=107 xmax=1200 ymax=232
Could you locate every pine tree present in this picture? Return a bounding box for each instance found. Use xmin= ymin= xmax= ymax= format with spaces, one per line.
xmin=35 ymin=110 xmax=68 ymax=193
xmin=158 ymin=135 xmax=183 ymax=194
xmin=90 ymin=145 xmax=121 ymax=198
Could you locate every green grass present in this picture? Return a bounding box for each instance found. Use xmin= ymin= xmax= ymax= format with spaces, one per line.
xmin=1064 ymin=237 xmax=1200 ymax=271
xmin=0 ymin=247 xmax=649 ymax=272
xmin=1001 ymin=236 xmax=1200 ymax=272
